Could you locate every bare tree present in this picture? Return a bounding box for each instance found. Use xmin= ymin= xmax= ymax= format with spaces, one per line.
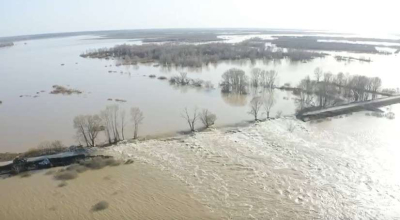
xmin=265 ymin=70 xmax=278 ymax=89
xmin=370 ymin=77 xmax=382 ymax=99
xmin=73 ymin=115 xmax=90 ymax=147
xmin=199 ymin=109 xmax=217 ymax=128
xmin=120 ymin=110 xmax=127 ymax=140
xmin=262 ymin=91 xmax=276 ymax=118
xmin=111 ymin=105 xmax=120 ymax=142
xmin=323 ymin=72 xmax=333 ymax=83
xmin=86 ymin=115 xmax=103 ymax=147
xmin=221 ymin=68 xmax=248 ymax=94
xmin=335 ymin=72 xmax=346 ymax=87
xmin=100 ymin=109 xmax=113 ymax=144
xmin=248 ymin=97 xmax=263 ymax=121
xmin=100 ymin=105 xmax=121 ymax=144
xmin=251 ymin=68 xmax=262 ymax=87
xmin=73 ymin=115 xmax=102 ymax=147
xmin=314 ymin=67 xmax=323 ymax=82
xmin=130 ymin=107 xmax=144 ymax=139
xmin=181 ymin=107 xmax=199 ymax=132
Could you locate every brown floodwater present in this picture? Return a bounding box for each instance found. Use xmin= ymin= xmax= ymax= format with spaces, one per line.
xmin=0 ymin=162 xmax=220 ymax=220
xmin=0 ymin=34 xmax=399 ymax=153
xmin=1 ymin=33 xmax=400 ymax=220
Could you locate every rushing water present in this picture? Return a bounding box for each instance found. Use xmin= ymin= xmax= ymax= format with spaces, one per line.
xmin=103 ymin=112 xmax=400 ymax=219
xmin=0 ymin=35 xmax=400 ymax=152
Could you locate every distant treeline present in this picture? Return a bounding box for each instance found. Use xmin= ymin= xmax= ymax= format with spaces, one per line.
xmin=305 ymin=36 xmax=400 ymax=44
xmin=270 ymin=37 xmax=380 ymax=54
xmin=0 ymin=42 xmax=14 ymax=48
xmin=81 ymin=38 xmax=326 ymax=67
xmin=142 ymin=34 xmax=222 ymax=43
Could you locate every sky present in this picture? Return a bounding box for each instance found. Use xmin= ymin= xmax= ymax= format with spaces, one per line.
xmin=0 ymin=0 xmax=399 ymax=37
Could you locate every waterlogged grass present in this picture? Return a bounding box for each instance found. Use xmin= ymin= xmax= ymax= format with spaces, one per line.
xmin=51 ymin=157 xmax=122 ymax=182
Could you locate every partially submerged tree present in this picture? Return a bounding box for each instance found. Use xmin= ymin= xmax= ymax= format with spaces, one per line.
xmin=251 ymin=68 xmax=262 ymax=87
xmin=199 ymin=109 xmax=217 ymax=128
xmin=263 ymin=70 xmax=278 ymax=89
xmin=314 ymin=67 xmax=323 ymax=82
xmin=100 ymin=105 xmax=121 ymax=144
xmin=248 ymin=97 xmax=263 ymax=121
xmin=370 ymin=77 xmax=382 ymax=99
xmin=251 ymin=68 xmax=278 ymax=89
xmin=262 ymin=91 xmax=276 ymax=118
xmin=221 ymin=68 xmax=249 ymax=94
xmin=73 ymin=115 xmax=102 ymax=147
xmin=130 ymin=107 xmax=144 ymax=139
xmin=120 ymin=110 xmax=127 ymax=140
xmin=181 ymin=107 xmax=199 ymax=132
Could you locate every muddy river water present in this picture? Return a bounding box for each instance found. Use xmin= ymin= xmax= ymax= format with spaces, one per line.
xmin=0 ymin=34 xmax=400 ymax=219
xmin=1 ymin=35 xmax=399 ymax=151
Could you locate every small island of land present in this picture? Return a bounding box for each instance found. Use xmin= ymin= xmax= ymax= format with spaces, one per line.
xmin=81 ymin=38 xmax=327 ymax=67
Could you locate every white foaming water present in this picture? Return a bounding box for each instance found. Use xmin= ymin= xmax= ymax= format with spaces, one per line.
xmin=104 ymin=116 xmax=400 ymax=220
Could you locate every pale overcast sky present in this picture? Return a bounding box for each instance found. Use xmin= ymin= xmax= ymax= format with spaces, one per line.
xmin=0 ymin=0 xmax=398 ymax=37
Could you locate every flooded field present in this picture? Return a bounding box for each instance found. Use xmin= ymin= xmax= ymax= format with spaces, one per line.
xmin=0 ymin=34 xmax=400 ymax=152
xmin=1 ymin=32 xmax=400 ymax=218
